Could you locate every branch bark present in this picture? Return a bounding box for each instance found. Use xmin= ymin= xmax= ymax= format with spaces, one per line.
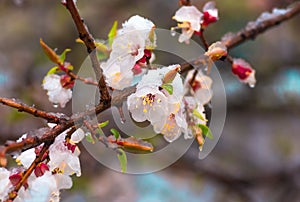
xmin=0 ymin=97 xmax=65 ymax=123
xmin=181 ymin=1 xmax=300 ymax=72
xmin=65 ymin=0 xmax=111 ymax=103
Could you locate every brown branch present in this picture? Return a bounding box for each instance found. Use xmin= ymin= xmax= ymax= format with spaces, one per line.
xmin=0 ymin=97 xmax=65 ymax=123
xmin=223 ymin=2 xmax=300 ymax=49
xmin=181 ymin=1 xmax=300 ymax=73
xmin=66 ymin=70 xmax=98 ymax=86
xmin=0 ymin=3 xmax=300 ymax=200
xmin=65 ymin=0 xmax=111 ymax=103
xmin=2 ymin=2 xmax=300 ymax=158
xmin=199 ymin=30 xmax=209 ymax=50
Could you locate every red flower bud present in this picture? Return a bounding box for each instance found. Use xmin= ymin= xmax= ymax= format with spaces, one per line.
xmin=60 ymin=74 xmax=75 ymax=89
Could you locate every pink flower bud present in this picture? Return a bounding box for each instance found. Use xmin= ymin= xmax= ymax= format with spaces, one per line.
xmin=232 ymin=58 xmax=256 ymax=87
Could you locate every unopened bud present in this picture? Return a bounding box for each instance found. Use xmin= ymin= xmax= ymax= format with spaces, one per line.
xmin=163 ymin=65 xmax=181 ymax=84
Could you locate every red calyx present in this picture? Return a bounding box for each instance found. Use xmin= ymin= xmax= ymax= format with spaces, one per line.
xmin=190 ymin=79 xmax=202 ymax=92
xmin=34 ymin=163 xmax=49 ymax=177
xmin=9 ymin=172 xmax=29 ymax=189
xmin=64 ymin=141 xmax=77 ymax=153
xmin=60 ymin=74 xmax=75 ymax=89
xmin=202 ymin=11 xmax=217 ymax=27
xmin=232 ymin=64 xmax=252 ymax=80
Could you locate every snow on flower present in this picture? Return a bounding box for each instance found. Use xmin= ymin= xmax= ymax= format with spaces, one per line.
xmin=42 ymin=74 xmax=72 ymax=108
xmin=201 ymin=1 xmax=219 ymax=27
xmin=172 ymin=5 xmax=203 ymax=44
xmin=0 ymin=168 xmax=13 ymax=201
xmin=102 ymin=15 xmax=156 ymax=90
xmin=184 ymin=70 xmax=213 ymax=105
xmin=232 ymin=58 xmax=256 ymax=87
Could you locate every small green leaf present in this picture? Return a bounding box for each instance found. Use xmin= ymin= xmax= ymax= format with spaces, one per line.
xmin=98 ymin=120 xmax=109 ymax=128
xmin=110 ymin=128 xmax=120 ymax=139
xmin=46 ymin=66 xmax=59 ymax=76
xmin=161 ymin=83 xmax=173 ymax=95
xmin=197 ymin=124 xmax=213 ymax=140
xmin=85 ymin=133 xmax=95 ymax=144
xmin=117 ymin=149 xmax=127 ymax=173
xmin=192 ymin=109 xmax=206 ymax=122
xmin=59 ymin=48 xmax=71 ymax=63
xmin=108 ymin=21 xmax=118 ymax=47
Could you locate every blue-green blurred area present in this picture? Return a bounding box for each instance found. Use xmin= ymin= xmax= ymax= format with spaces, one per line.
xmin=1 ymin=0 xmax=300 ymax=201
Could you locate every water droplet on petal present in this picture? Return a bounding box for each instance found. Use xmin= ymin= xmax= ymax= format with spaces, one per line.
xmin=249 ymin=83 xmax=255 ymax=88
xmin=170 ymin=29 xmax=176 ymax=37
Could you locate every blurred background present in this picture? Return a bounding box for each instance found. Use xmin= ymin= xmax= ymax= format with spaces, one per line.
xmin=0 ymin=0 xmax=300 ymax=201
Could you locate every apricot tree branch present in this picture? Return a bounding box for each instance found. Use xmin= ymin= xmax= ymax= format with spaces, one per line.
xmin=65 ymin=0 xmax=111 ymax=102
xmin=1 ymin=1 xmax=300 ymax=167
xmin=181 ymin=1 xmax=300 ymax=72
xmin=6 ymin=142 xmax=51 ymax=202
xmin=0 ymin=97 xmax=65 ymax=123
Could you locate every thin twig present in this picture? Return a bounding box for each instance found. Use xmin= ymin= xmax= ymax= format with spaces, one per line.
xmin=199 ymin=30 xmax=209 ymax=50
xmin=0 ymin=97 xmax=65 ymax=123
xmin=65 ymin=0 xmax=111 ymax=102
xmin=181 ymin=1 xmax=300 ymax=73
xmin=2 ymin=1 xmax=300 ymax=157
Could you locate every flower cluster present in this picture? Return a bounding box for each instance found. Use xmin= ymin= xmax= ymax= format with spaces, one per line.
xmin=171 ymin=1 xmax=219 ymax=44
xmin=101 ymin=15 xmax=156 ymax=90
xmin=127 ymin=64 xmax=212 ymax=144
xmin=0 ymin=127 xmax=86 ymax=201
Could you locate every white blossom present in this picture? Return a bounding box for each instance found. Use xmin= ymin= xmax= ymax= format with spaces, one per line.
xmin=102 ymin=15 xmax=155 ymax=90
xmin=160 ymin=106 xmax=188 ymax=142
xmin=15 ymin=148 xmax=36 ymax=169
xmin=48 ymin=129 xmax=83 ymax=177
xmin=128 ymin=65 xmax=185 ymax=140
xmin=184 ymin=70 xmax=213 ymax=105
xmin=202 ymin=1 xmax=219 ymax=27
xmin=172 ymin=6 xmax=203 ymax=44
xmin=0 ymin=168 xmax=13 ymax=201
xmin=14 ymin=171 xmax=72 ymax=202
xmin=42 ymin=74 xmax=72 ymax=108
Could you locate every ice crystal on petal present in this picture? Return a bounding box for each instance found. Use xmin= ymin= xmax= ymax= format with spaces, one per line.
xmin=42 ymin=74 xmax=72 ymax=108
